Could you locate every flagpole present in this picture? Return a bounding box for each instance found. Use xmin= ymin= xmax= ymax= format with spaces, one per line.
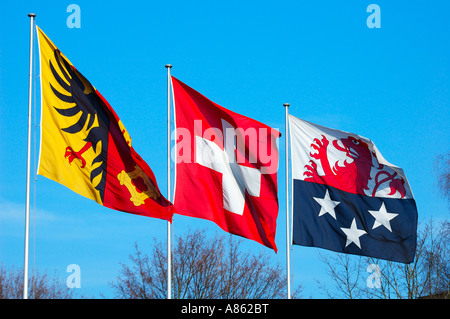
xmin=283 ymin=102 xmax=291 ymax=299
xmin=24 ymin=13 xmax=36 ymax=300
xmin=165 ymin=64 xmax=173 ymax=299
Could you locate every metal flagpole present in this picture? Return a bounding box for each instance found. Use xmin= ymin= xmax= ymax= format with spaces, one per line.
xmin=24 ymin=13 xmax=36 ymax=300
xmin=283 ymin=103 xmax=291 ymax=299
xmin=165 ymin=64 xmax=173 ymax=299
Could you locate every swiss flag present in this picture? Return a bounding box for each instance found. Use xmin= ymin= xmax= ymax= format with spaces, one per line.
xmin=172 ymin=77 xmax=280 ymax=251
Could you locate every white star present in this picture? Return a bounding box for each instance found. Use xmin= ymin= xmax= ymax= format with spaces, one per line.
xmin=313 ymin=189 xmax=340 ymax=220
xmin=368 ymin=202 xmax=398 ymax=232
xmin=340 ymin=218 xmax=367 ymax=249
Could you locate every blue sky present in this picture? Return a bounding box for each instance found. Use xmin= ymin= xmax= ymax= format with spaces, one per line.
xmin=0 ymin=1 xmax=448 ymax=298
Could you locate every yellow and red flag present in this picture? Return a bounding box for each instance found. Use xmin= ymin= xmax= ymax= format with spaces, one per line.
xmin=36 ymin=26 xmax=173 ymax=222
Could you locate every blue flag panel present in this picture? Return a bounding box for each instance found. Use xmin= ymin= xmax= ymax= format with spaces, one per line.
xmin=292 ymin=179 xmax=417 ymax=263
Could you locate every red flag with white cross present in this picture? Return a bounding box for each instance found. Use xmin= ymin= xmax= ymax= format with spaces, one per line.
xmin=172 ymin=77 xmax=280 ymax=251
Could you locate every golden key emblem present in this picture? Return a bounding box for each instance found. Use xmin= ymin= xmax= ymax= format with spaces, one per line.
xmin=117 ymin=165 xmax=160 ymax=206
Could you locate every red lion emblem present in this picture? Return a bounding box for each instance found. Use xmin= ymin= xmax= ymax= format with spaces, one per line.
xmin=304 ymin=135 xmax=406 ymax=198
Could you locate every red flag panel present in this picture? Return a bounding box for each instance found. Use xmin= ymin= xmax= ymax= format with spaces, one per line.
xmin=172 ymin=77 xmax=280 ymax=251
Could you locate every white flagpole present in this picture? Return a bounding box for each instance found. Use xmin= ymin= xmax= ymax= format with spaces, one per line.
xmin=283 ymin=102 xmax=291 ymax=299
xmin=165 ymin=64 xmax=173 ymax=299
xmin=24 ymin=13 xmax=36 ymax=300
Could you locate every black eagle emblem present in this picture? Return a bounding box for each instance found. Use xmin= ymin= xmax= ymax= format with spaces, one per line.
xmin=49 ymin=49 xmax=109 ymax=201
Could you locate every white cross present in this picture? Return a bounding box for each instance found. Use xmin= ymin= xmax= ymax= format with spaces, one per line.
xmin=195 ymin=119 xmax=262 ymax=215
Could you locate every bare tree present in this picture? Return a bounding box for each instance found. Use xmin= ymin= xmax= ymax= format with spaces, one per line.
xmin=317 ymin=252 xmax=366 ymax=299
xmin=420 ymin=220 xmax=449 ymax=297
xmin=0 ymin=264 xmax=82 ymax=299
xmin=434 ymin=153 xmax=449 ymax=202
xmin=317 ymin=219 xmax=449 ymax=299
xmin=111 ymin=228 xmax=302 ymax=299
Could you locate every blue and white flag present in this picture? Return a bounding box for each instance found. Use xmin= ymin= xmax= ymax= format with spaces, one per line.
xmin=289 ymin=115 xmax=418 ymax=263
